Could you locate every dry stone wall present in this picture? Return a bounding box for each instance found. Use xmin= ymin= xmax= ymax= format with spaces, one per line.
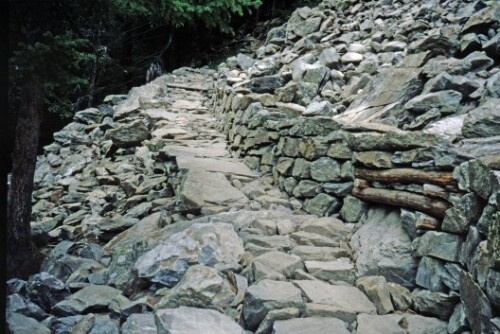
xmin=6 ymin=0 xmax=500 ymax=333
xmin=212 ymin=0 xmax=500 ymax=332
xmin=214 ymin=86 xmax=500 ymax=331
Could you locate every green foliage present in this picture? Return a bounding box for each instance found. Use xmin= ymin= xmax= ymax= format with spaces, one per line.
xmin=9 ymin=31 xmax=94 ymax=118
xmin=109 ymin=0 xmax=262 ymax=34
xmin=9 ymin=0 xmax=264 ymax=123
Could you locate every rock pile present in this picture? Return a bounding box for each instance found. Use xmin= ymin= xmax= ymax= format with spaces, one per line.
xmin=6 ymin=0 xmax=500 ymax=333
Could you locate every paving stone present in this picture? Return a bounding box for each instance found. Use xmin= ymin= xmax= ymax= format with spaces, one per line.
xmin=155 ymin=307 xmax=246 ymax=334
xmin=293 ymin=280 xmax=376 ymax=316
xmin=243 ymin=279 xmax=304 ymax=331
xmin=273 ymin=317 xmax=350 ymax=334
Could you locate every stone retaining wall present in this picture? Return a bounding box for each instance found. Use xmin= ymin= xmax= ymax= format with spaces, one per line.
xmin=212 ymin=83 xmax=500 ymax=332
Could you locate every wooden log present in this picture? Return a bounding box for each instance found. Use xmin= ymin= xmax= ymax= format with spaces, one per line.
xmin=352 ymin=180 xmax=450 ymax=218
xmin=355 ymin=168 xmax=456 ymax=187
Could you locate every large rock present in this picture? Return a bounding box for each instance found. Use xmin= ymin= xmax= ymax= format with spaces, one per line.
xmin=108 ymin=120 xmax=150 ymax=147
xmin=355 ymin=276 xmax=394 ymax=315
xmin=176 ymin=157 xmax=257 ymax=177
xmin=89 ymin=315 xmax=119 ymax=334
xmin=7 ymin=312 xmax=51 ymax=334
xmin=52 ymin=285 xmax=124 ymax=315
xmin=462 ymin=99 xmax=500 ymax=138
xmin=318 ymin=48 xmax=340 ymax=68
xmin=121 ymin=314 xmax=157 ymax=334
xmin=462 ymin=5 xmax=500 ymax=33
xmin=158 ymin=265 xmax=236 ymax=310
xmin=243 ymin=75 xmax=285 ymax=93
xmin=304 ymin=101 xmax=334 ymax=117
xmin=255 ymin=307 xmax=300 ymax=334
xmin=486 ymin=269 xmax=500 ymax=311
xmin=299 ymin=216 xmax=351 ymax=241
xmin=303 ymin=193 xmax=341 ymax=216
xmin=415 ymin=256 xmax=447 ymax=292
xmin=441 ymin=193 xmax=482 ymax=234
xmin=422 ymin=72 xmax=480 ymax=96
xmin=243 ymin=279 xmax=304 ymax=330
xmin=293 ymin=280 xmax=376 ymax=320
xmin=73 ymin=107 xmax=103 ymax=124
xmin=460 ymin=271 xmax=495 ymax=334
xmin=305 ymin=259 xmax=355 ymax=284
xmin=340 ymin=195 xmax=369 ymax=223
xmin=272 ymin=317 xmax=350 ymax=334
xmin=27 ymin=272 xmax=70 ymax=311
xmin=412 ymin=289 xmax=459 ymax=320
xmin=414 ymin=231 xmax=463 ymax=262
xmin=155 ymin=307 xmax=246 ymax=334
xmin=6 ymin=294 xmax=46 ymax=321
xmin=134 ymin=222 xmax=244 ymax=287
xmin=104 ymin=212 xmax=167 ymax=294
xmin=404 ymin=90 xmax=462 ymax=114
xmin=350 ymin=207 xmax=417 ymax=288
xmin=291 ymin=246 xmax=350 ymax=262
xmin=252 ymin=251 xmax=303 ymax=281
xmin=287 ymin=12 xmax=322 ymax=37
xmin=454 ymin=159 xmax=497 ymax=200
xmin=113 ymin=83 xmax=162 ymax=119
xmin=356 ymin=313 xmax=448 ymax=334
xmin=310 ymin=157 xmax=342 ymax=182
xmin=448 ymin=303 xmax=468 ymax=334
xmin=293 ymin=63 xmax=330 ymax=87
xmin=337 ymin=68 xmax=422 ymax=124
xmin=179 ymin=170 xmax=249 ymax=213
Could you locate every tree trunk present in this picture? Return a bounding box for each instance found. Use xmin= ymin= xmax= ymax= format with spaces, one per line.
xmin=7 ymin=80 xmax=44 ymax=279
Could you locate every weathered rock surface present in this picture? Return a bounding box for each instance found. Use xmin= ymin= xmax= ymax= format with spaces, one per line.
xmin=10 ymin=0 xmax=500 ymax=332
xmin=273 ymin=317 xmax=350 ymax=334
xmin=357 ymin=313 xmax=448 ymax=334
xmin=350 ymin=207 xmax=417 ymax=288
xmin=155 ymin=307 xmax=246 ymax=334
xmin=294 ymin=280 xmax=377 ymax=318
xmin=243 ymin=279 xmax=303 ymax=330
xmin=134 ymin=222 xmax=244 ymax=287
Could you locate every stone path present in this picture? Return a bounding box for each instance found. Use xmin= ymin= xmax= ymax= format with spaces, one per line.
xmin=9 ymin=0 xmax=500 ymax=331
xmin=9 ymin=66 xmax=452 ymax=334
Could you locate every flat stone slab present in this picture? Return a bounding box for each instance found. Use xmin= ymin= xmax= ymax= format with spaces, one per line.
xmin=171 ymin=99 xmax=206 ymax=110
xmin=155 ymin=307 xmax=246 ymax=334
xmin=160 ymin=142 xmax=228 ymax=158
xmin=152 ymin=127 xmax=191 ymax=139
xmin=180 ymin=170 xmax=249 ymax=209
xmin=356 ymin=313 xmax=448 ymax=334
xmin=243 ymin=279 xmax=304 ymax=331
xmin=293 ymin=280 xmax=376 ymax=315
xmin=336 ymin=68 xmax=422 ymax=124
xmin=304 ymin=259 xmax=355 ymax=283
xmin=177 ymin=156 xmax=258 ymax=177
xmin=143 ymin=108 xmax=178 ymax=121
xmin=273 ymin=317 xmax=351 ymax=334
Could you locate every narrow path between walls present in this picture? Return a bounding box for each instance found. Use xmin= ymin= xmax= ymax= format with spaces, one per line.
xmin=7 ymin=67 xmax=450 ymax=334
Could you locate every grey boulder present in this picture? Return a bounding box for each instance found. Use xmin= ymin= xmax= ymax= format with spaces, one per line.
xmin=155 ymin=307 xmax=246 ymax=334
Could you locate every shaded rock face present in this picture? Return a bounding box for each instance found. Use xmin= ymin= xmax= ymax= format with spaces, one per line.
xmin=9 ymin=0 xmax=500 ymax=333
xmin=155 ymin=307 xmax=247 ymax=334
xmin=134 ymin=222 xmax=244 ymax=287
xmin=462 ymin=98 xmax=500 ymax=138
xmin=351 ymin=207 xmax=417 ymax=288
